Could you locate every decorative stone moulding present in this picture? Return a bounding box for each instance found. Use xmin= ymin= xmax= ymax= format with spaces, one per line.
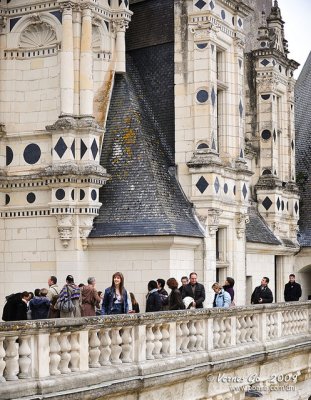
xmin=55 ymin=214 xmax=74 ymax=248
xmin=236 ymin=212 xmax=249 ymax=239
xmin=79 ymin=215 xmax=96 ymax=250
xmin=206 ymin=208 xmax=222 ymax=237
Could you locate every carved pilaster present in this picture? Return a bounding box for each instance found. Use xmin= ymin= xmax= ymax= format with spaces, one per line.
xmin=207 ymin=208 xmax=222 ymax=237
xmin=236 ymin=213 xmax=249 ymax=239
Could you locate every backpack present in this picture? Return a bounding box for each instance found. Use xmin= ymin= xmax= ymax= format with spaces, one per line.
xmin=56 ymin=287 xmax=74 ymax=313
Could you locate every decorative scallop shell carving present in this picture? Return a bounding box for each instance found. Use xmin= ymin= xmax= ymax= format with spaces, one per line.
xmin=19 ymin=22 xmax=57 ymax=48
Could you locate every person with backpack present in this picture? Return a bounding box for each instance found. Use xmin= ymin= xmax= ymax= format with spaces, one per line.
xmin=212 ymin=282 xmax=231 ymax=308
xmin=56 ymin=275 xmax=81 ymax=318
xmin=47 ymin=276 xmax=60 ymax=318
xmin=157 ymin=278 xmax=168 ymax=310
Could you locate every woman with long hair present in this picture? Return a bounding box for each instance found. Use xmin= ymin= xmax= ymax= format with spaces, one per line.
xmin=102 ymin=272 xmax=132 ymax=315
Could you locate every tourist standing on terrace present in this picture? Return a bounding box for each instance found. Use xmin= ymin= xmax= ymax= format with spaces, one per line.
xmin=166 ymin=278 xmax=185 ymax=310
xmin=181 ymin=272 xmax=206 ymax=308
xmin=80 ymin=277 xmax=101 ymax=317
xmin=251 ymin=277 xmax=273 ymax=304
xmin=102 ymin=272 xmax=132 ymax=315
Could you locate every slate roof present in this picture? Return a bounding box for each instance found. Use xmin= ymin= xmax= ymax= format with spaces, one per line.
xmin=246 ymin=206 xmax=281 ymax=245
xmin=90 ymin=58 xmax=204 ymax=238
xmin=295 ymin=51 xmax=311 ymax=246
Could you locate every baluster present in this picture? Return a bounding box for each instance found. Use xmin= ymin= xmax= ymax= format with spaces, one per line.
xmin=121 ymin=327 xmax=132 ymax=363
xmin=99 ymin=328 xmax=111 ymax=366
xmin=224 ymin=318 xmax=231 ymax=346
xmin=176 ymin=322 xmax=183 ymax=354
xmin=180 ymin=322 xmax=190 ymax=353
xmin=219 ymin=319 xmax=226 ymax=347
xmin=195 ymin=321 xmax=204 ymax=351
xmin=70 ymin=332 xmax=80 ymax=372
xmin=213 ymin=319 xmax=220 ymax=349
xmin=49 ymin=333 xmax=61 ymax=375
xmin=188 ymin=321 xmax=197 ymax=352
xmin=111 ymin=328 xmax=122 ymax=364
xmin=59 ymin=332 xmax=71 ymax=374
xmin=4 ymin=336 xmax=19 ymax=381
xmin=18 ymin=335 xmax=31 ymax=379
xmin=153 ymin=325 xmax=162 ymax=359
xmin=161 ymin=325 xmax=170 ymax=357
xmin=146 ymin=325 xmax=155 ymax=360
xmin=89 ymin=329 xmax=100 ymax=368
xmin=0 ymin=337 xmax=6 ymax=382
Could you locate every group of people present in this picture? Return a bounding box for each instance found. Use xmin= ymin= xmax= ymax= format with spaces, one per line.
xmin=1 ymin=271 xmax=303 ymax=322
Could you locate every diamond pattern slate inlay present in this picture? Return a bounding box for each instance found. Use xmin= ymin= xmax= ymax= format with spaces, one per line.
xmin=224 ymin=183 xmax=228 ymax=194
xmin=196 ymin=176 xmax=209 ymax=194
xmin=221 ymin=10 xmax=226 ymax=19
xmin=261 ymin=59 xmax=270 ymax=67
xmin=273 ymin=129 xmax=277 ymax=141
xmin=295 ymin=202 xmax=298 ymax=214
xmin=239 ymin=100 xmax=243 ymax=118
xmin=212 ymin=137 xmax=216 ymax=150
xmin=214 ymin=177 xmax=220 ymax=193
xmin=54 ymin=137 xmax=67 ymax=159
xmin=262 ymin=197 xmax=272 ymax=210
xmin=238 ymin=59 xmax=242 ymax=69
xmin=91 ymin=138 xmax=99 ymax=160
xmin=240 ymin=148 xmax=244 ymax=158
xmin=195 ymin=0 xmax=206 ymax=9
xmin=291 ymin=140 xmax=294 ymax=150
xmin=238 ymin=18 xmax=242 ymax=27
xmin=80 ymin=139 xmax=87 ymax=159
xmin=209 ymin=1 xmax=215 ymax=10
xmin=211 ymin=87 xmax=216 ymax=107
xmin=71 ymin=139 xmax=75 ymax=158
xmin=276 ymin=197 xmax=281 ymax=210
xmin=242 ymin=183 xmax=247 ymax=199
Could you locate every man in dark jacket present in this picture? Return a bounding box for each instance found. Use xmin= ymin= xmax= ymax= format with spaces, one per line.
xmin=251 ymin=277 xmax=273 ymax=304
xmin=181 ymin=272 xmax=205 ymax=308
xmin=284 ymin=274 xmax=302 ymax=302
xmin=2 ymin=292 xmax=30 ymax=321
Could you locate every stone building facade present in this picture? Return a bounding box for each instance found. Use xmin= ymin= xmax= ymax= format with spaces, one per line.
xmin=0 ymin=0 xmax=308 ymax=312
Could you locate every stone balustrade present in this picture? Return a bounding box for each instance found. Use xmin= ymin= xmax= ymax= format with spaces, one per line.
xmin=0 ymin=302 xmax=310 ymax=399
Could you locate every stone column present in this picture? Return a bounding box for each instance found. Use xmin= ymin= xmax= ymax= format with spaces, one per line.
xmin=114 ymin=21 xmax=127 ymax=73
xmin=61 ymin=3 xmax=74 ymax=115
xmin=73 ymin=8 xmax=81 ymax=116
xmin=80 ymin=5 xmax=93 ymax=116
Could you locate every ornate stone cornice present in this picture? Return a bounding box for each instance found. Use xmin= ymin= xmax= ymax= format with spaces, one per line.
xmin=46 ymin=116 xmax=103 ymax=131
xmin=189 ymin=19 xmax=220 ymax=42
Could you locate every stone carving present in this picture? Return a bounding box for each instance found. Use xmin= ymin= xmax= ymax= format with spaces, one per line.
xmin=49 ymin=333 xmax=61 ymax=376
xmin=189 ymin=20 xmax=220 ymax=42
xmin=4 ymin=336 xmax=19 ymax=381
xmin=236 ymin=212 xmax=250 ymax=239
xmin=19 ymin=22 xmax=57 ymax=49
xmin=89 ymin=329 xmax=101 ymax=368
xmin=56 ymin=214 xmax=74 ymax=248
xmin=207 ymin=208 xmax=222 ymax=237
xmin=99 ymin=328 xmax=112 ymax=365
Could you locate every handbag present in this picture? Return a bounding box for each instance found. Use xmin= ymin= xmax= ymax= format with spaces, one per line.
xmin=56 ymin=286 xmax=74 ymax=313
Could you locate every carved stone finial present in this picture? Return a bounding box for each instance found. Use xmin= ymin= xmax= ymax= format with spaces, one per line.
xmin=236 ymin=212 xmax=249 ymax=239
